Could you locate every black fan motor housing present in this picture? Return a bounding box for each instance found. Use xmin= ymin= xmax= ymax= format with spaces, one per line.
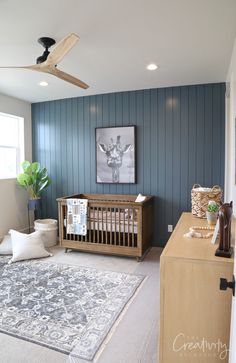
xmin=36 ymin=37 xmax=56 ymax=64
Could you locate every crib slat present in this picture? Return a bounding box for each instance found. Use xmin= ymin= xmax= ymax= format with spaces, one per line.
xmin=101 ymin=208 xmax=104 ymax=244
xmin=66 ymin=205 xmax=69 ymax=240
xmin=114 ymin=208 xmax=117 ymax=245
xmin=118 ymin=208 xmax=121 ymax=246
xmin=89 ymin=206 xmax=92 ymax=242
xmin=93 ymin=207 xmax=96 ymax=243
xmin=132 ymin=208 xmax=135 ymax=247
xmin=128 ymin=208 xmax=130 ymax=247
xmin=106 ymin=207 xmax=108 ymax=244
xmin=110 ymin=208 xmax=112 ymax=244
xmin=62 ymin=205 xmax=66 ymax=240
xmin=64 ymin=205 xmax=67 ymax=240
xmin=97 ymin=208 xmax=100 ymax=243
xmin=123 ymin=208 xmax=125 ymax=246
xmin=85 ymin=206 xmax=88 ymax=242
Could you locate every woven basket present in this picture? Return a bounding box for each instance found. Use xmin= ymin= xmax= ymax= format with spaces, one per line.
xmin=191 ymin=184 xmax=222 ymax=218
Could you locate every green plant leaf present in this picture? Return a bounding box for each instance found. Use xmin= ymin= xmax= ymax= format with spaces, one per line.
xmin=47 ymin=176 xmax=52 ymax=186
xmin=38 ymin=178 xmax=51 ymax=194
xmin=31 ymin=162 xmax=40 ymax=174
xmin=21 ymin=160 xmax=31 ymax=173
xmin=17 ymin=173 xmax=31 ymax=187
xmin=207 ymin=204 xmax=218 ymax=213
xmin=38 ymin=167 xmax=48 ymax=180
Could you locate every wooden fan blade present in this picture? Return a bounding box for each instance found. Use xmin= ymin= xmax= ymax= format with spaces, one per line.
xmin=45 ymin=33 xmax=79 ymax=66
xmin=0 ymin=64 xmax=42 ymax=70
xmin=45 ymin=67 xmax=89 ymax=89
xmin=0 ymin=65 xmax=32 ymax=69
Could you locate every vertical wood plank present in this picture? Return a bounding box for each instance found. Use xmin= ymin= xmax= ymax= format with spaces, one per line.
xmin=102 ymin=94 xmax=110 ymax=195
xmin=180 ymin=87 xmax=189 ymax=212
xmin=204 ymin=85 xmax=213 ymax=186
xmin=129 ymin=91 xmax=137 ymax=195
xmin=60 ymin=100 xmax=68 ymax=196
xmin=196 ymin=85 xmax=205 ymax=184
xmin=84 ymin=97 xmax=91 ymax=193
xmin=220 ymin=84 xmax=226 ymax=184
xmin=66 ymin=98 xmax=73 ymax=195
xmin=49 ymin=101 xmax=56 ymax=217
xmin=109 ymin=94 xmax=116 ymax=195
xmin=157 ymin=88 xmax=166 ymax=243
xmin=95 ymin=95 xmax=104 ymax=195
xmin=188 ymin=86 xmax=197 ymax=210
xmin=212 ymin=84 xmax=221 ymax=185
xmin=165 ymin=87 xmax=173 ymax=230
xmin=72 ymin=98 xmax=79 ymax=194
xmin=172 ymin=87 xmax=181 ymax=227
xmin=90 ymin=96 xmax=96 ymax=193
xmin=78 ymin=97 xmax=85 ymax=193
xmin=116 ymin=92 xmax=124 ymax=195
xmin=136 ymin=90 xmax=144 ymax=192
xmin=143 ymin=89 xmax=151 ymax=195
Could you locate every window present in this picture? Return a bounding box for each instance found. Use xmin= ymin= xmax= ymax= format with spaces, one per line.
xmin=0 ymin=112 xmax=24 ymax=179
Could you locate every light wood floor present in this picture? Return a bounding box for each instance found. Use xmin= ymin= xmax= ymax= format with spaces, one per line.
xmin=0 ymin=247 xmax=161 ymax=363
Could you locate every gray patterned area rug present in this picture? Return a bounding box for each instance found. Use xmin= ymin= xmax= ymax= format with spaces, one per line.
xmin=0 ymin=256 xmax=144 ymax=361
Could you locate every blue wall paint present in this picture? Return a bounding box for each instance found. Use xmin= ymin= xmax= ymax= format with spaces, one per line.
xmin=32 ymin=83 xmax=225 ymax=246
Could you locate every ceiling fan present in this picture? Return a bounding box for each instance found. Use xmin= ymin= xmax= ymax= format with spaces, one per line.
xmin=0 ymin=33 xmax=89 ymax=89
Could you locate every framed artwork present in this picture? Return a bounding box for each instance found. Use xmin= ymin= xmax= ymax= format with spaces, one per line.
xmin=96 ymin=126 xmax=136 ymax=184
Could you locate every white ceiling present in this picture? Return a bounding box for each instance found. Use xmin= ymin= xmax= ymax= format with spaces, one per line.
xmin=0 ymin=0 xmax=236 ymax=103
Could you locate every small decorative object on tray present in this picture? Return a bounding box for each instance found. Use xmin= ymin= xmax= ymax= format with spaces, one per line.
xmin=191 ymin=184 xmax=222 ymax=218
xmin=215 ymin=201 xmax=233 ymax=258
xmin=184 ymin=226 xmax=215 ymax=239
xmin=206 ymin=200 xmax=219 ymax=225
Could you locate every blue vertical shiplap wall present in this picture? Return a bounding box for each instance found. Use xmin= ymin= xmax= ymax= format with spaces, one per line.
xmin=32 ymin=83 xmax=225 ymax=246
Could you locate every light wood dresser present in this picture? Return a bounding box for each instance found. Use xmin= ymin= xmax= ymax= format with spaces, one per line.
xmin=159 ymin=212 xmax=234 ymax=363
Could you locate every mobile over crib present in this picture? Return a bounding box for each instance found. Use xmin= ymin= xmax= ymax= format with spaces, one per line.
xmin=57 ymin=193 xmax=153 ymax=260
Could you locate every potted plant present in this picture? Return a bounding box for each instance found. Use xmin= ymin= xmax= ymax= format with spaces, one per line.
xmin=206 ymin=200 xmax=219 ymax=225
xmin=17 ymin=160 xmax=51 ymax=209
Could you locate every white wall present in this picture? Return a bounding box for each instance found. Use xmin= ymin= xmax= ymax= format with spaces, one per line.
xmin=0 ymin=93 xmax=32 ymax=237
xmin=225 ymin=38 xmax=236 ymax=207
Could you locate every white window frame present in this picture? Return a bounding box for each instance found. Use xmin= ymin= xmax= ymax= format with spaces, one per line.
xmin=0 ymin=112 xmax=24 ymax=180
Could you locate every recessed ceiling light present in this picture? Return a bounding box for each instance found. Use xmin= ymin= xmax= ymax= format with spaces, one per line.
xmin=146 ymin=63 xmax=158 ymax=71
xmin=39 ymin=81 xmax=48 ymax=87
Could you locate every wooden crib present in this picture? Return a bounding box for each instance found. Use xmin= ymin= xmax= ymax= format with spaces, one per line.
xmin=57 ymin=193 xmax=153 ymax=260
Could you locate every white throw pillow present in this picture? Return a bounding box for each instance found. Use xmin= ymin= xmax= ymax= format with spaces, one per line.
xmin=9 ymin=229 xmax=52 ymax=264
xmin=0 ymin=234 xmax=12 ymax=255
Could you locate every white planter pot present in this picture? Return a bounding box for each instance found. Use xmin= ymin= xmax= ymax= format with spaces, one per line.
xmin=206 ymin=211 xmax=218 ymax=226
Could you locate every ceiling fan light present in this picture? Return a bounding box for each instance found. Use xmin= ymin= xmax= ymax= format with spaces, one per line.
xmin=39 ymin=81 xmax=48 ymax=87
